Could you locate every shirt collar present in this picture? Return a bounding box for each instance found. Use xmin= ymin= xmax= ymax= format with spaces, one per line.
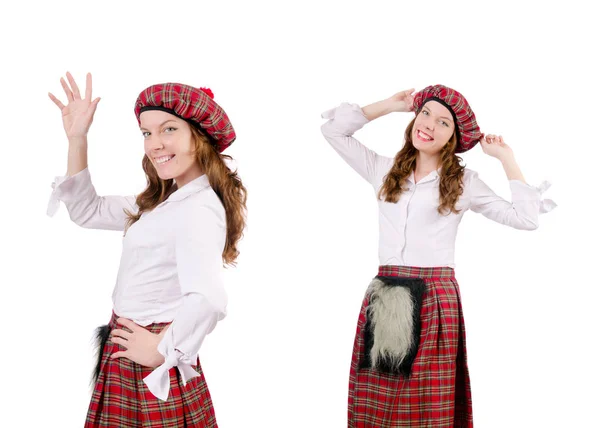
xmin=407 ymin=168 xmax=441 ymax=185
xmin=164 ymin=174 xmax=211 ymax=204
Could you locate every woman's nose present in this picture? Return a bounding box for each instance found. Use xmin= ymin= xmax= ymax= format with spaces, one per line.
xmin=147 ymin=135 xmax=165 ymax=150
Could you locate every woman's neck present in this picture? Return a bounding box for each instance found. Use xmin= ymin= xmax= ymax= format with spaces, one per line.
xmin=415 ymin=152 xmax=440 ymax=175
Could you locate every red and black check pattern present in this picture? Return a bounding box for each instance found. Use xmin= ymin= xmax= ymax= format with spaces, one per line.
xmin=85 ymin=312 xmax=218 ymax=427
xmin=134 ymin=83 xmax=236 ymax=153
xmin=348 ymin=266 xmax=473 ymax=427
xmin=413 ymin=85 xmax=482 ymax=153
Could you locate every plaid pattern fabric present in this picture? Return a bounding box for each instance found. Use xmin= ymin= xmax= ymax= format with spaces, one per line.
xmin=348 ymin=266 xmax=473 ymax=428
xmin=85 ymin=312 xmax=217 ymax=427
xmin=413 ymin=85 xmax=482 ymax=153
xmin=134 ymin=83 xmax=236 ymax=153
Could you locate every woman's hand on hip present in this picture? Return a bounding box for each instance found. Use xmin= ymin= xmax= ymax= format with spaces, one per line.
xmin=109 ymin=318 xmax=167 ymax=368
xmin=48 ymin=72 xmax=101 ymax=140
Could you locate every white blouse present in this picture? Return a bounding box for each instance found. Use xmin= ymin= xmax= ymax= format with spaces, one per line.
xmin=321 ymin=103 xmax=557 ymax=268
xmin=47 ymin=167 xmax=227 ymax=401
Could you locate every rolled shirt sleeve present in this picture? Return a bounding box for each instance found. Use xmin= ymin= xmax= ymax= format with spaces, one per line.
xmin=143 ymin=199 xmax=227 ymax=401
xmin=468 ymin=171 xmax=557 ymax=230
xmin=47 ymin=167 xmax=137 ymax=231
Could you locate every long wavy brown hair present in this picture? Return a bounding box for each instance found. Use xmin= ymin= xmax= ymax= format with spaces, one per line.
xmin=377 ymin=117 xmax=466 ymax=215
xmin=124 ymin=126 xmax=247 ymax=265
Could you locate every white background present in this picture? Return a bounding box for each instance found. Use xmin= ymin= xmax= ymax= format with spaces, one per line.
xmin=1 ymin=0 xmax=597 ymax=427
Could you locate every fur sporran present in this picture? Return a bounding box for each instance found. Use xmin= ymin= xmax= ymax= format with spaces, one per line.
xmin=91 ymin=324 xmax=111 ymax=386
xmin=360 ymin=276 xmax=426 ymax=376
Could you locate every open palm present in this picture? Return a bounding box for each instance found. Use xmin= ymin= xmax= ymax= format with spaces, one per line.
xmin=48 ymin=72 xmax=100 ymax=138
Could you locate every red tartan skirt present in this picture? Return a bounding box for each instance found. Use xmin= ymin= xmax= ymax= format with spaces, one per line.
xmin=85 ymin=312 xmax=218 ymax=427
xmin=348 ymin=266 xmax=473 ymax=428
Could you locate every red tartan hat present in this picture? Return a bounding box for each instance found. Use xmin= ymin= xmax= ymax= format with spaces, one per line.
xmin=134 ymin=83 xmax=235 ymax=152
xmin=413 ymin=85 xmax=482 ymax=153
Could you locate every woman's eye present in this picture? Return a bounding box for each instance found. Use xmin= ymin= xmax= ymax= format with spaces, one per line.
xmin=164 ymin=127 xmax=177 ymax=133
xmin=440 ymin=120 xmax=449 ymax=127
xmin=422 ymin=110 xmax=429 ymax=116
xmin=142 ymin=131 xmax=150 ymax=138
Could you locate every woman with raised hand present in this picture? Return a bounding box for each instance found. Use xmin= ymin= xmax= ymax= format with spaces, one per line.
xmin=48 ymin=72 xmax=246 ymax=427
xmin=321 ymin=85 xmax=556 ymax=427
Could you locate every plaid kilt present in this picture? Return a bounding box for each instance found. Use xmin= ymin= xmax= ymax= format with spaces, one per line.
xmin=85 ymin=312 xmax=217 ymax=427
xmin=348 ymin=266 xmax=473 ymax=428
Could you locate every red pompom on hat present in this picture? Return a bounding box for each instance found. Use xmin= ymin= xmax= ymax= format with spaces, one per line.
xmin=413 ymin=85 xmax=482 ymax=153
xmin=199 ymin=87 xmax=214 ymax=99
xmin=134 ymin=83 xmax=235 ymax=152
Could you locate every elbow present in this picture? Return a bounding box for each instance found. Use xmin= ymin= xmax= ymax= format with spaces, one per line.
xmin=526 ymin=222 xmax=539 ymax=231
xmin=69 ymin=212 xmax=93 ymax=228
xmin=321 ymin=122 xmax=334 ymax=138
xmin=321 ymin=121 xmax=346 ymax=139
xmin=506 ymin=207 xmax=540 ymax=231
xmin=185 ymin=292 xmax=227 ymax=320
xmin=320 ymin=122 xmax=348 ymax=152
xmin=517 ymin=218 xmax=539 ymax=231
xmin=69 ymin=207 xmax=99 ymax=229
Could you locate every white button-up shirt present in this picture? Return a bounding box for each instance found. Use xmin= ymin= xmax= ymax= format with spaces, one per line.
xmin=47 ymin=167 xmax=226 ymax=401
xmin=321 ymin=103 xmax=556 ymax=268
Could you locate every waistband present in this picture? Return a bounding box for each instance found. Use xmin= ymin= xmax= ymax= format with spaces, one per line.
xmin=107 ymin=311 xmax=171 ymax=331
xmin=377 ymin=265 xmax=455 ymax=280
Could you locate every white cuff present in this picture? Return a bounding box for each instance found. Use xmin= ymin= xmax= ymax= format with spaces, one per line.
xmin=46 ymin=175 xmax=70 ymax=217
xmin=509 ymin=179 xmax=557 ymax=214
xmin=535 ymin=181 xmax=558 ymax=213
xmin=321 ymin=102 xmax=369 ymax=132
xmin=143 ymin=350 xmax=200 ymax=401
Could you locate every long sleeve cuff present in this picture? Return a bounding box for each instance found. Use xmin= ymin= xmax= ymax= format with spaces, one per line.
xmin=143 ymin=349 xmax=200 ymax=402
xmin=321 ymin=102 xmax=369 ymax=135
xmin=46 ymin=168 xmax=92 ymax=217
xmin=509 ymin=179 xmax=558 ymax=214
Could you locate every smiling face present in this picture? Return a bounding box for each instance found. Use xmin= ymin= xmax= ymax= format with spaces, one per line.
xmin=140 ymin=110 xmax=203 ymax=188
xmin=412 ymin=100 xmax=456 ymax=156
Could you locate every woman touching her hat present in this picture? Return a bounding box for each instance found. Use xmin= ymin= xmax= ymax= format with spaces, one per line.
xmin=47 ymin=72 xmax=246 ymax=427
xmin=321 ymin=85 xmax=556 ymax=427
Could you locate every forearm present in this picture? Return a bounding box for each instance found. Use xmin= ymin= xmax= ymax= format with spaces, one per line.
xmin=361 ymin=98 xmax=397 ymax=121
xmin=500 ymin=154 xmax=525 ymax=183
xmin=66 ymin=136 xmax=88 ymax=177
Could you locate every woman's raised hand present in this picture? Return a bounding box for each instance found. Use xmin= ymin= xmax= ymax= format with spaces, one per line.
xmin=480 ymin=134 xmax=514 ymax=161
xmin=362 ymin=88 xmax=416 ymax=121
xmin=387 ymin=88 xmax=416 ymax=113
xmin=48 ymin=72 xmax=100 ymax=139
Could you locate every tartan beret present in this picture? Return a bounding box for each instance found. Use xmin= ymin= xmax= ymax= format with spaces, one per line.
xmin=134 ymin=83 xmax=235 ymax=152
xmin=413 ymin=85 xmax=482 ymax=153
